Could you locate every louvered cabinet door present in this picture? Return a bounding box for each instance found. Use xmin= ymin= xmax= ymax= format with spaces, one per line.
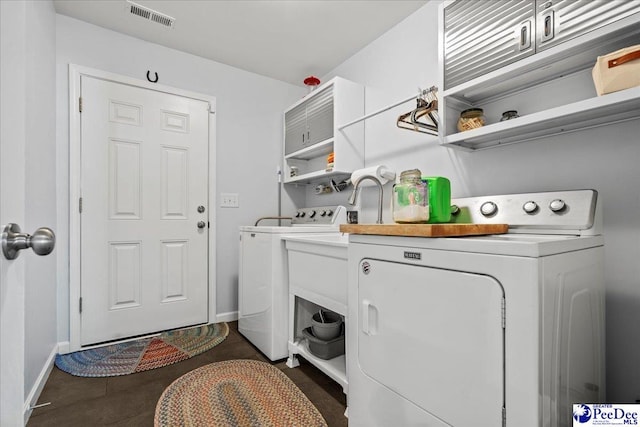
xmin=536 ymin=0 xmax=640 ymax=51
xmin=284 ymin=103 xmax=307 ymax=156
xmin=305 ymin=86 xmax=334 ymax=146
xmin=444 ymin=0 xmax=536 ymax=89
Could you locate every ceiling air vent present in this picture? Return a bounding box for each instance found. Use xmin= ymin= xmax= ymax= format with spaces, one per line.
xmin=126 ymin=1 xmax=175 ymax=29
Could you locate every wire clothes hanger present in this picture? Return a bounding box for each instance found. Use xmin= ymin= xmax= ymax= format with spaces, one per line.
xmin=397 ymin=86 xmax=439 ymax=135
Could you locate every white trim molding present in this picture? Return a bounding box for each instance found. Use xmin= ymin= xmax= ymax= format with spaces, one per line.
xmin=216 ymin=311 xmax=238 ymax=323
xmin=23 ymin=344 xmax=57 ymax=425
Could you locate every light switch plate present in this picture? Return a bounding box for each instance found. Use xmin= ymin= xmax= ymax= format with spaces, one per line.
xmin=220 ymin=193 xmax=239 ymax=208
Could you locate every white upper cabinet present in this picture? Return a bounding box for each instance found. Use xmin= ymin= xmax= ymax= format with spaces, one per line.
xmin=283 ymin=77 xmax=364 ymax=184
xmin=439 ymin=0 xmax=640 ymax=150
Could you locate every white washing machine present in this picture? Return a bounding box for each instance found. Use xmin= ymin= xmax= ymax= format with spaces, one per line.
xmin=347 ymin=190 xmax=605 ymax=427
xmin=238 ymin=205 xmax=346 ymax=361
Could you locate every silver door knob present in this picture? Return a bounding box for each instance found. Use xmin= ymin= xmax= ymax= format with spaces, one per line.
xmin=197 ymin=221 xmax=206 ymax=229
xmin=2 ymin=223 xmax=56 ymax=260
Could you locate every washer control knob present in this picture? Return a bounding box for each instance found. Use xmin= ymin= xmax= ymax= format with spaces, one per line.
xmin=450 ymin=205 xmax=460 ymax=216
xmin=326 ymin=210 xmax=333 ymax=217
xmin=309 ymin=210 xmax=316 ymax=218
xmin=299 ymin=211 xmax=306 ymax=218
xmin=295 ymin=211 xmax=301 ymax=218
xmin=480 ymin=201 xmax=498 ymax=217
xmin=320 ymin=210 xmax=327 ymax=217
xmin=523 ymin=201 xmax=538 ymax=214
xmin=549 ymin=199 xmax=566 ymax=213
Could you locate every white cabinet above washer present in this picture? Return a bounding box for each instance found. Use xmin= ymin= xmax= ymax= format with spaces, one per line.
xmin=283 ymin=77 xmax=364 ymax=184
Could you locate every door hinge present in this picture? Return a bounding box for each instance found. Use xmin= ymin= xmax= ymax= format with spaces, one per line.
xmin=79 ymin=197 xmax=83 ymax=213
xmin=79 ymin=97 xmax=83 ymax=113
xmin=79 ymin=297 xmax=83 ymax=313
xmin=501 ymin=297 xmax=506 ymax=329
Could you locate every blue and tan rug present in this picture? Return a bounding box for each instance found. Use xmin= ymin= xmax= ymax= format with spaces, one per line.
xmin=55 ymin=323 xmax=229 ymax=377
xmin=155 ymin=359 xmax=327 ymax=427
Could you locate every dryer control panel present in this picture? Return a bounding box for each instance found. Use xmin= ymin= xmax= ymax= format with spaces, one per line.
xmin=450 ymin=189 xmax=600 ymax=235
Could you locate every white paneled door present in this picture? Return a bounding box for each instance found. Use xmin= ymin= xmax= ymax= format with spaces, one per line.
xmin=80 ymin=76 xmax=209 ymax=346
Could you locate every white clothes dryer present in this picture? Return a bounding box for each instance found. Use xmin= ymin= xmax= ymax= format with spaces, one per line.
xmin=238 ymin=206 xmax=346 ymax=361
xmin=346 ymin=190 xmax=605 ymax=427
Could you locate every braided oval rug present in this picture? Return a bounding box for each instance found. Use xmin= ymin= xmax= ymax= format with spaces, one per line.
xmin=155 ymin=359 xmax=328 ymax=427
xmin=55 ymin=323 xmax=228 ymax=377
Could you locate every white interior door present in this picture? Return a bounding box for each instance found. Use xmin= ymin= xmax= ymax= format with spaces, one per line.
xmin=80 ymin=76 xmax=209 ymax=345
xmin=1 ymin=9 xmax=27 ymax=421
xmin=358 ymin=259 xmax=505 ymax=427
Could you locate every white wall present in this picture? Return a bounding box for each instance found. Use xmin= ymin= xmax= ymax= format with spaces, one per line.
xmin=55 ymin=14 xmax=305 ymax=342
xmin=322 ymin=1 xmax=640 ymax=402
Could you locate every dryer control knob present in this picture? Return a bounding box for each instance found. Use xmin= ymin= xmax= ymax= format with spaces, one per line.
xmin=480 ymin=201 xmax=498 ymax=216
xmin=299 ymin=211 xmax=306 ymax=218
xmin=326 ymin=210 xmax=333 ymax=217
xmin=523 ymin=201 xmax=538 ymax=214
xmin=549 ymin=199 xmax=566 ymax=213
xmin=320 ymin=210 xmax=327 ymax=217
xmin=309 ymin=210 xmax=316 ymax=218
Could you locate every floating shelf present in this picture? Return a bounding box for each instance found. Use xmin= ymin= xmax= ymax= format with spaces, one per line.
xmin=443 ymin=86 xmax=640 ymax=150
xmin=283 ymin=169 xmax=352 ymax=185
xmin=284 ymin=138 xmax=334 ymax=161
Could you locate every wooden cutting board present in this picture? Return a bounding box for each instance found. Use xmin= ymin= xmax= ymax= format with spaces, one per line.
xmin=339 ymin=223 xmax=509 ymax=237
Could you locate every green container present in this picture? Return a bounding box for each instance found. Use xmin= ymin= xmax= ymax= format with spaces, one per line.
xmin=421 ymin=176 xmax=451 ymax=223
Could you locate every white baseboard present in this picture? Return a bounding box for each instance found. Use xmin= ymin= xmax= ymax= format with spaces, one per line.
xmin=216 ymin=311 xmax=238 ymax=323
xmin=23 ymin=344 xmax=57 ymax=425
xmin=57 ymin=341 xmax=70 ymax=355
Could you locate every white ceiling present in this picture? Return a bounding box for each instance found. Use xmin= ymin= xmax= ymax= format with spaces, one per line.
xmin=53 ymin=0 xmax=429 ymax=86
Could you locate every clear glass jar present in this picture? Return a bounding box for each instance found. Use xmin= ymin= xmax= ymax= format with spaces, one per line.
xmin=457 ymin=108 xmax=485 ymax=132
xmin=393 ymin=169 xmax=429 ymax=223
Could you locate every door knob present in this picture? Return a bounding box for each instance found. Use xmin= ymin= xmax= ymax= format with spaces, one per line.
xmin=2 ymin=223 xmax=56 ymax=260
xmin=197 ymin=221 xmax=206 ymax=229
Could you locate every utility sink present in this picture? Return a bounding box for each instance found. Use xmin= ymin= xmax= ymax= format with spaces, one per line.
xmin=284 ymin=233 xmax=349 ymax=393
xmin=284 ymin=233 xmax=348 ymax=317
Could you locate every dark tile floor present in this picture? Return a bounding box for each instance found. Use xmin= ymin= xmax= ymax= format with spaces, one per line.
xmin=27 ymin=322 xmax=348 ymax=427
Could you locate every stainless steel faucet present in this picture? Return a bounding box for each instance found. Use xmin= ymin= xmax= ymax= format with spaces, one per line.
xmin=348 ymin=175 xmax=384 ymax=224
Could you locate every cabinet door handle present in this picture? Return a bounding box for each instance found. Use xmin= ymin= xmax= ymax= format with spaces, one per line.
xmin=541 ymin=11 xmax=555 ymax=42
xmin=519 ymin=20 xmax=532 ymax=51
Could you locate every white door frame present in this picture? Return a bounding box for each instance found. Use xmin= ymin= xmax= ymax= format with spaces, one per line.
xmin=68 ymin=64 xmax=217 ymax=352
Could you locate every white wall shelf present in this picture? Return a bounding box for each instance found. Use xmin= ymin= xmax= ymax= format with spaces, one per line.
xmin=284 ymin=138 xmax=334 ymax=161
xmin=439 ymin=5 xmax=640 ymax=151
xmin=285 ymin=169 xmax=352 ymax=185
xmin=283 ymin=77 xmax=364 ymax=184
xmin=444 ymin=86 xmax=640 ymax=150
